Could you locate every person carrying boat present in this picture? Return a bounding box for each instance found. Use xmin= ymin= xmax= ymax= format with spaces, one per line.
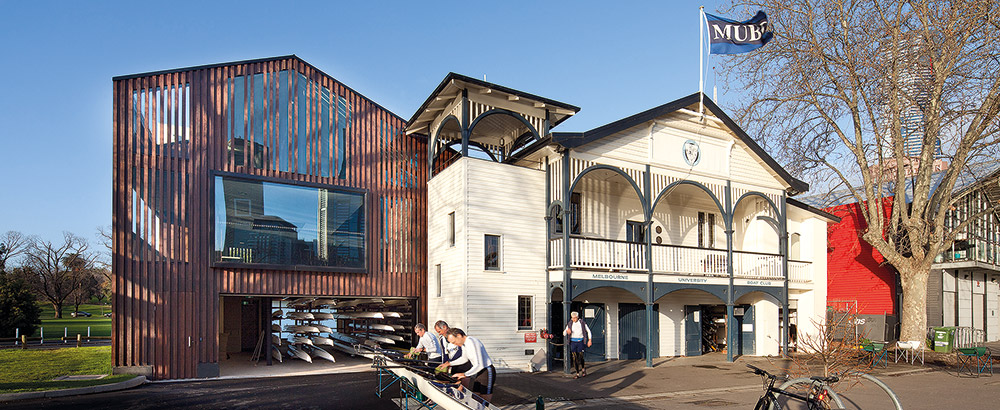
xmin=445 ymin=327 xmax=496 ymax=404
xmin=411 ymin=323 xmax=443 ymax=362
xmin=434 ymin=320 xmax=462 ymax=372
xmin=564 ymin=311 xmax=592 ymax=378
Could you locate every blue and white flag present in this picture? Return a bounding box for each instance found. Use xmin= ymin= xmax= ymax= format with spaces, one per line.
xmin=705 ymin=11 xmax=773 ymax=54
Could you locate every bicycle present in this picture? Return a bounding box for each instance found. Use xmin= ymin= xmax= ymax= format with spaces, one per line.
xmin=747 ymin=364 xmax=844 ymax=410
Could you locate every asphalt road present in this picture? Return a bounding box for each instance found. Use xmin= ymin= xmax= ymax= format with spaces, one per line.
xmin=5 ymin=373 xmax=399 ymax=410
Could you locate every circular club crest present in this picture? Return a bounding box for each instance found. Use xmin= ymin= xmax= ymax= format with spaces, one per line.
xmin=682 ymin=139 xmax=701 ymax=166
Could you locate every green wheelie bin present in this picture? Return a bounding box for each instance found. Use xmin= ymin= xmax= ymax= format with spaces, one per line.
xmin=933 ymin=326 xmax=956 ymax=353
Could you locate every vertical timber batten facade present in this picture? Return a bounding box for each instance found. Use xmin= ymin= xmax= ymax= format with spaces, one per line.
xmin=112 ymin=56 xmax=427 ymax=379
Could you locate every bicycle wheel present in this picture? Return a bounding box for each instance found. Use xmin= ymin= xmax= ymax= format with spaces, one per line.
xmin=825 ymin=372 xmax=903 ymax=410
xmin=773 ymin=378 xmax=844 ymax=410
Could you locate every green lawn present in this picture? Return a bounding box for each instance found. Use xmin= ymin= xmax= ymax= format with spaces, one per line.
xmin=31 ymin=303 xmax=112 ymax=339
xmin=0 ymin=346 xmax=134 ymax=393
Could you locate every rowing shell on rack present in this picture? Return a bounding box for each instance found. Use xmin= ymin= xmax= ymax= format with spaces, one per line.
xmin=333 ymin=312 xmax=385 ymax=319
xmin=311 ymin=312 xmax=335 ymax=320
xmin=286 ymin=311 xmax=315 ymax=320
xmin=306 ymin=345 xmax=336 ymax=363
xmin=311 ymin=335 xmax=335 ymax=346
xmin=287 ymin=344 xmax=312 ymax=363
xmin=285 ymin=325 xmax=321 ymax=333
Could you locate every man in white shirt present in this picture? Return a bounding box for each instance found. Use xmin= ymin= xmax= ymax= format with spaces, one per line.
xmin=412 ymin=323 xmax=443 ymax=362
xmin=445 ymin=327 xmax=495 ymax=404
xmin=564 ymin=311 xmax=592 ymax=378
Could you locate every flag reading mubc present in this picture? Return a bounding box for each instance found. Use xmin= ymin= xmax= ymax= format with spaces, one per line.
xmin=705 ymin=10 xmax=773 ymax=54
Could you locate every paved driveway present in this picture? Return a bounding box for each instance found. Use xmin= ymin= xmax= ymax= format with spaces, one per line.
xmin=5 ymin=373 xmax=398 ymax=410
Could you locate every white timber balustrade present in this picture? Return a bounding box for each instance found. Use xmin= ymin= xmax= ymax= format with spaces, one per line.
xmin=651 ymin=244 xmax=729 ymax=276
xmin=788 ymin=260 xmax=812 ymax=283
xmin=732 ymin=251 xmax=783 ymax=279
xmin=552 ymin=236 xmax=791 ymax=279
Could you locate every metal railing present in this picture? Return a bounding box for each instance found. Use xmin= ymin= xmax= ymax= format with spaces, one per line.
xmin=549 ymin=236 xmax=803 ymax=279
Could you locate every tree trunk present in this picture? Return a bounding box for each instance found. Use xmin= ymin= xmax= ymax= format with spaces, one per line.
xmin=899 ymin=266 xmax=930 ymax=342
xmin=53 ymin=302 xmax=63 ymax=318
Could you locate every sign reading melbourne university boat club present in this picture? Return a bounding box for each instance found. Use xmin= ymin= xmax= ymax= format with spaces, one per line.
xmin=705 ymin=11 xmax=773 ymax=55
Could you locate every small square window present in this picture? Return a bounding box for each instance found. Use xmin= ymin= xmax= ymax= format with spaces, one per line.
xmin=484 ymin=234 xmax=500 ymax=270
xmin=517 ymin=295 xmax=532 ymax=330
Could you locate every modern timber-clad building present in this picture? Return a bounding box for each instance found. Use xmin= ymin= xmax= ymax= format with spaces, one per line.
xmin=113 ymin=56 xmax=834 ymax=379
xmin=112 ymin=56 xmax=427 ymax=379
xmin=410 ymin=74 xmax=836 ymax=372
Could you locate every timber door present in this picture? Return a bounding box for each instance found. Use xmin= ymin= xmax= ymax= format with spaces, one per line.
xmin=736 ymin=305 xmax=756 ymax=356
xmin=619 ymin=303 xmax=659 ymax=360
xmin=571 ymin=302 xmax=607 ymax=362
xmin=684 ymin=305 xmax=702 ymax=356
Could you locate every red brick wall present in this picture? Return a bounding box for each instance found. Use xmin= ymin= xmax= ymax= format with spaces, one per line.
xmin=825 ymin=200 xmax=897 ymax=315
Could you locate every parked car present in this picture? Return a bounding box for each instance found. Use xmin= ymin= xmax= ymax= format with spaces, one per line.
xmin=71 ymin=311 xmax=92 ymax=317
xmin=103 ymin=312 xmax=112 ymax=317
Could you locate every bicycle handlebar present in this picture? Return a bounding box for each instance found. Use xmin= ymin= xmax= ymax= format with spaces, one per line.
xmin=746 ymin=364 xmax=768 ymax=376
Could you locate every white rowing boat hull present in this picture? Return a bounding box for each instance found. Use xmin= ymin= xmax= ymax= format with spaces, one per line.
xmin=286 ymin=312 xmax=315 ymax=320
xmin=307 ymin=346 xmax=336 ymax=363
xmin=285 ymin=325 xmax=321 ymax=333
xmin=271 ymin=346 xmax=283 ymax=363
xmin=333 ymin=312 xmax=385 ymax=319
xmin=311 ymin=336 xmax=335 ymax=346
xmin=287 ymin=345 xmax=312 ymax=363
xmin=312 ymin=312 xmax=335 ymax=320
xmin=293 ymin=336 xmax=315 ymax=346
xmin=314 ymin=325 xmax=333 ymax=333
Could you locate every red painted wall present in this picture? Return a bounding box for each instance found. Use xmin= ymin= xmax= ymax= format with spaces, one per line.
xmin=825 ymin=200 xmax=897 ymax=315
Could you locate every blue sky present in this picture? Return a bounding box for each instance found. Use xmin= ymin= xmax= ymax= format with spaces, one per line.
xmin=0 ymin=0 xmax=735 ymax=244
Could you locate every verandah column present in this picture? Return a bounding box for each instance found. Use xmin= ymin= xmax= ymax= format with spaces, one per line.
xmin=460 ymin=89 xmax=469 ymax=157
xmin=781 ymin=194 xmax=789 ymax=356
xmin=726 ymin=181 xmax=735 ymax=363
xmin=562 ymin=149 xmax=572 ymax=374
xmin=645 ymin=165 xmax=654 ymax=368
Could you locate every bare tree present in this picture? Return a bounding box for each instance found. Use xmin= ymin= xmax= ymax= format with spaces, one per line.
xmin=22 ymin=233 xmax=98 ymax=318
xmin=718 ymin=0 xmax=1000 ymax=342
xmin=0 ymin=230 xmax=32 ymax=272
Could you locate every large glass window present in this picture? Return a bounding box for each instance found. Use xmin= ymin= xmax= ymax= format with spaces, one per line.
xmin=213 ymin=175 xmax=366 ymax=270
xmin=225 ymin=71 xmax=350 ymax=178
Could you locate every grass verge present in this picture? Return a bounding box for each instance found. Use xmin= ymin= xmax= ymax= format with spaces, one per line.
xmin=0 ymin=346 xmax=134 ymax=394
xmin=32 ymin=303 xmax=112 ymax=339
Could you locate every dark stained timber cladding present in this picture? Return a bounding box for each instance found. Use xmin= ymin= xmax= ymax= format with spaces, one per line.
xmin=113 ymin=56 xmax=428 ymax=379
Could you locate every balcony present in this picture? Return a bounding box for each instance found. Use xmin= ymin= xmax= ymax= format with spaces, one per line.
xmin=549 ymin=237 xmax=811 ymax=282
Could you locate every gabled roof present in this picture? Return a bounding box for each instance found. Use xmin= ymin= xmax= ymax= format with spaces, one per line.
xmin=798 ymin=160 xmax=1000 ymax=209
xmin=404 ymin=72 xmax=580 ymax=136
xmin=113 ymin=54 xmax=407 ymax=123
xmin=550 ymin=92 xmax=809 ymax=194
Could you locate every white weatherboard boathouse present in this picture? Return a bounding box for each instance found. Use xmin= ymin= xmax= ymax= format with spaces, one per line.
xmin=406 ymin=74 xmax=835 ymax=372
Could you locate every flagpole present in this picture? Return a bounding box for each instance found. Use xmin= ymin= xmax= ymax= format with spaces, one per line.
xmin=699 ymin=6 xmax=706 ymax=118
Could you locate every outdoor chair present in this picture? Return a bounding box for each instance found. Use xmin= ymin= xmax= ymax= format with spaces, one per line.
xmin=956 ymin=347 xmax=993 ymax=377
xmin=863 ymin=341 xmax=889 ymax=368
xmin=894 ymin=340 xmax=924 ymax=365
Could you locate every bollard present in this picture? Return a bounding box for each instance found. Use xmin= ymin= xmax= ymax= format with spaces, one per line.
xmin=64 ymin=327 xmax=68 ymax=344
xmin=21 ymin=334 xmax=27 ymax=349
xmin=536 ymin=395 xmax=544 ymax=410
xmin=40 ymin=327 xmax=44 ymax=344
xmin=14 ymin=328 xmax=19 ymax=345
xmin=77 ymin=334 xmax=82 ymax=348
xmin=88 ymin=326 xmax=91 ymax=341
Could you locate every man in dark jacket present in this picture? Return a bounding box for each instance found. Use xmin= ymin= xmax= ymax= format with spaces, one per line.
xmin=564 ymin=311 xmax=592 ymax=378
